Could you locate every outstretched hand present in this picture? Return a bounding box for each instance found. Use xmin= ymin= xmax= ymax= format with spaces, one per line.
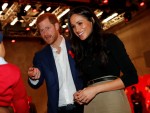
xmin=28 ymin=67 xmax=41 ymax=80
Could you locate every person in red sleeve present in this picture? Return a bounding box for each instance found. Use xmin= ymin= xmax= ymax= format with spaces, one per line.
xmin=0 ymin=41 xmax=29 ymax=113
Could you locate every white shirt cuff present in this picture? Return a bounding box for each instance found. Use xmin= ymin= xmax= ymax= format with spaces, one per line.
xmin=29 ymin=78 xmax=39 ymax=85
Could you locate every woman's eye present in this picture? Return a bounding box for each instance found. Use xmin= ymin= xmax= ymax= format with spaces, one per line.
xmin=78 ymin=22 xmax=82 ymax=25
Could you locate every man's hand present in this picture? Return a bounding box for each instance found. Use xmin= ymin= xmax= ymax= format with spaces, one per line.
xmin=28 ymin=67 xmax=41 ymax=80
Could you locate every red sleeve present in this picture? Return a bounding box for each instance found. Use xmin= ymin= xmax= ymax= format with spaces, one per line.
xmin=12 ymin=75 xmax=29 ymax=113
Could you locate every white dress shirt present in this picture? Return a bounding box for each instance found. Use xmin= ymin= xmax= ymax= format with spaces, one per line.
xmin=51 ymin=37 xmax=76 ymax=107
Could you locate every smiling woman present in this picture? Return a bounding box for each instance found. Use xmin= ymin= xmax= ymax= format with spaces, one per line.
xmin=69 ymin=14 xmax=93 ymax=40
xmin=67 ymin=6 xmax=138 ymax=113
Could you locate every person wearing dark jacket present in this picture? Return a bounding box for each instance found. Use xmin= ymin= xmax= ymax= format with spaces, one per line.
xmin=27 ymin=13 xmax=83 ymax=113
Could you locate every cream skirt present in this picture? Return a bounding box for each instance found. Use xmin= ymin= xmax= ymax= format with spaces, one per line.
xmin=84 ymin=81 xmax=132 ymax=113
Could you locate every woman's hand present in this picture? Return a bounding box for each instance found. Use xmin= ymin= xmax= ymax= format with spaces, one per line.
xmin=74 ymin=86 xmax=98 ymax=104
xmin=74 ymin=90 xmax=84 ymax=105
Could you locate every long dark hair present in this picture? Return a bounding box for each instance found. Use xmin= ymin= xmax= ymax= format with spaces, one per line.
xmin=67 ymin=6 xmax=108 ymax=66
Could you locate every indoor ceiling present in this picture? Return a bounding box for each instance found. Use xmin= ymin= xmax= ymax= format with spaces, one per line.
xmin=0 ymin=0 xmax=148 ymax=39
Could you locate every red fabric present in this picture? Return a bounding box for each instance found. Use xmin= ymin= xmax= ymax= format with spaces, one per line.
xmin=0 ymin=63 xmax=29 ymax=113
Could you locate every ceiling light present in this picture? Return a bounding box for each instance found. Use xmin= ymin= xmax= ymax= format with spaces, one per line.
xmin=24 ymin=5 xmax=31 ymax=11
xmin=96 ymin=11 xmax=103 ymax=17
xmin=62 ymin=24 xmax=67 ymax=28
xmin=102 ymin=13 xmax=118 ymax=23
xmin=2 ymin=3 xmax=8 ymax=11
xmin=10 ymin=17 xmax=18 ymax=25
xmin=46 ymin=7 xmax=51 ymax=12
xmin=139 ymin=2 xmax=145 ymax=7
xmin=57 ymin=8 xmax=70 ymax=20
xmin=29 ymin=19 xmax=37 ymax=27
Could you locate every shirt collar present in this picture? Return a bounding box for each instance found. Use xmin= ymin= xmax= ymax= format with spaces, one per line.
xmin=0 ymin=57 xmax=7 ymax=64
xmin=51 ymin=35 xmax=65 ymax=52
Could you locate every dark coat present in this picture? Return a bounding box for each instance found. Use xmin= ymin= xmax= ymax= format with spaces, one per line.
xmin=28 ymin=40 xmax=83 ymax=113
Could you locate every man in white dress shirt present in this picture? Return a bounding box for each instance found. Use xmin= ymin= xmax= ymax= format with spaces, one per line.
xmin=28 ymin=13 xmax=83 ymax=113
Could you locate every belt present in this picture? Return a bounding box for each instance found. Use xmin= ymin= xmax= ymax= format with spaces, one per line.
xmin=87 ymin=76 xmax=117 ymax=85
xmin=58 ymin=104 xmax=76 ymax=111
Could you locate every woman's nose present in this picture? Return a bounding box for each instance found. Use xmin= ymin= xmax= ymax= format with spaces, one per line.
xmin=75 ymin=26 xmax=81 ymax=33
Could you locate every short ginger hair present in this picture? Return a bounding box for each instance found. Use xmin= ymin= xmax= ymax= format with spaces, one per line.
xmin=36 ymin=13 xmax=59 ymax=30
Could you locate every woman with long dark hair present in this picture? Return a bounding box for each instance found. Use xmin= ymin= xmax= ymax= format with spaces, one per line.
xmin=67 ymin=6 xmax=138 ymax=113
